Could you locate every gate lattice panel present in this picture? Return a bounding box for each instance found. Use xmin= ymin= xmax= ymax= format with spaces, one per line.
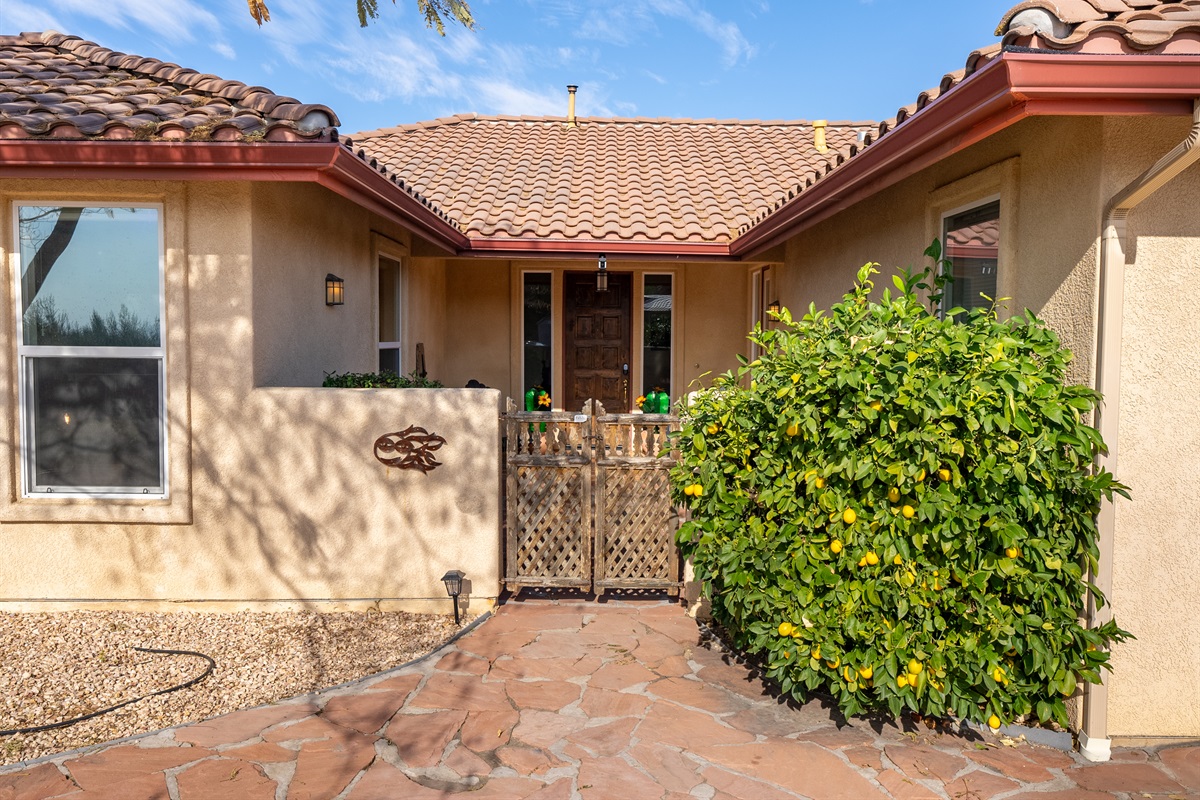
xmin=503 ymin=399 xmax=681 ymax=595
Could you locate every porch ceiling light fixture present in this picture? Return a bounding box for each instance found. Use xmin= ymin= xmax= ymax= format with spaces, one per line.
xmin=325 ymin=273 xmax=345 ymax=306
xmin=767 ymin=299 xmax=781 ymax=315
xmin=596 ymin=254 xmax=608 ymax=292
xmin=441 ymin=569 xmax=465 ymax=626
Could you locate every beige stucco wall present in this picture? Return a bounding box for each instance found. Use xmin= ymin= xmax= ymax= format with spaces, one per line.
xmin=0 ymin=178 xmax=501 ymax=612
xmin=771 ymin=113 xmax=1200 ymax=739
xmin=1100 ymin=116 xmax=1200 ymax=741
xmin=777 ymin=116 xmax=1104 ymax=385
xmin=442 ymin=258 xmax=512 ymax=392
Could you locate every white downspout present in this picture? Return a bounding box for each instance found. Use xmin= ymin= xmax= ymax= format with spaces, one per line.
xmin=1081 ymin=98 xmax=1200 ymax=763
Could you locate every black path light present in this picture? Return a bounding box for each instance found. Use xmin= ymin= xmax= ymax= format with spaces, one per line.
xmin=441 ymin=569 xmax=465 ymax=626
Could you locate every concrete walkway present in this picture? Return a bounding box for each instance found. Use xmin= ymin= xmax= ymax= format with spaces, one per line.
xmin=1 ymin=598 xmax=1197 ymax=799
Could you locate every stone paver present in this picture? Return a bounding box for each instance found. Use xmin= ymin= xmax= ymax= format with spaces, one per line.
xmin=2 ymin=598 xmax=1196 ymax=799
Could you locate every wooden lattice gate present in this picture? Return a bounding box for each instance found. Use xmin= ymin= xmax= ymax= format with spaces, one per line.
xmin=503 ymin=399 xmax=681 ymax=596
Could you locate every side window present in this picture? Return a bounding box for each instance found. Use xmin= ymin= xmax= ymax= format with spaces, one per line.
xmin=378 ymin=254 xmax=402 ymax=373
xmin=15 ymin=204 xmax=166 ymax=496
xmin=942 ymin=200 xmax=1000 ymax=314
xmin=522 ymin=272 xmax=552 ymax=394
xmin=642 ymin=274 xmax=672 ymax=397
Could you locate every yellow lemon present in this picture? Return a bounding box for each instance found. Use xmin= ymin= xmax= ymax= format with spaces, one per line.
xmin=907 ymin=659 xmax=923 ymax=676
xmin=683 ymin=484 xmax=695 ymax=497
xmin=815 ymin=477 xmax=826 ymax=489
xmin=916 ymin=469 xmax=926 ymax=483
xmin=858 ymin=665 xmax=874 ymax=680
xmin=842 ymin=508 xmax=857 ymax=525
xmin=778 ymin=622 xmax=795 ymax=637
xmin=826 ymin=657 xmax=840 ymax=669
xmin=786 ymin=422 xmax=800 ymax=437
xmin=902 ymin=505 xmax=916 ymax=519
xmin=869 ymin=400 xmax=882 ymax=412
xmin=988 ymin=714 xmax=1002 ymax=730
xmin=992 ymin=667 xmax=1005 ymax=683
xmin=897 ymin=674 xmax=909 ymax=688
xmin=791 ymin=373 xmax=801 ymax=384
xmin=938 ymin=468 xmax=951 ymax=482
xmin=811 ymin=645 xmax=821 ymax=660
xmin=843 ymin=666 xmax=855 ymax=683
xmin=865 ymin=551 xmax=879 ymax=566
xmin=691 ymin=484 xmax=704 ymax=497
xmin=857 ymin=557 xmax=867 ymax=568
xmin=1006 ymin=546 xmax=1020 ymax=559
xmin=830 ymin=539 xmax=844 ymax=554
xmin=706 ymin=423 xmax=719 ymax=435
xmin=888 ymin=487 xmax=900 ymax=503
xmin=893 ymin=554 xmax=903 ymax=566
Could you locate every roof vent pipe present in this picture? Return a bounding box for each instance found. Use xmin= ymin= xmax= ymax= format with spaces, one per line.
xmin=813 ymin=120 xmax=828 ymax=154
xmin=567 ymin=84 xmax=578 ymax=128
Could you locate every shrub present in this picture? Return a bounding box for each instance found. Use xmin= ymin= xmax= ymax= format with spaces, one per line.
xmin=322 ymin=370 xmax=444 ymax=388
xmin=673 ymin=253 xmax=1130 ymax=729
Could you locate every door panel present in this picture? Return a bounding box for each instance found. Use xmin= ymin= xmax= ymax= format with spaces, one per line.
xmin=564 ymin=272 xmax=631 ymax=413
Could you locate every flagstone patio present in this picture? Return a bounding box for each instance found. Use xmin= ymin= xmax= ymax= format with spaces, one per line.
xmin=1 ymin=598 xmax=1196 ymax=799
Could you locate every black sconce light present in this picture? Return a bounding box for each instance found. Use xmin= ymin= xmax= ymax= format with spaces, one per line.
xmin=325 ymin=273 xmax=345 ymax=306
xmin=767 ymin=299 xmax=781 ymax=315
xmin=596 ymin=254 xmax=608 ymax=292
xmin=441 ymin=569 xmax=465 ymax=626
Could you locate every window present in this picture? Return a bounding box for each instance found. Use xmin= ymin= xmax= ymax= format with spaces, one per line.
xmin=942 ymin=200 xmax=1000 ymax=314
xmin=522 ymin=273 xmax=552 ymax=393
xmin=643 ymin=274 xmax=672 ymax=396
xmin=15 ymin=204 xmax=166 ymax=496
xmin=378 ymin=254 xmax=402 ymax=373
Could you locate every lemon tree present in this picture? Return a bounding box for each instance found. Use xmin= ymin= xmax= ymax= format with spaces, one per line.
xmin=673 ymin=252 xmax=1130 ymax=729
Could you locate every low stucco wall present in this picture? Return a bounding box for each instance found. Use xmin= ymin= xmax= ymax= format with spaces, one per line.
xmin=0 ymin=387 xmax=502 ymax=613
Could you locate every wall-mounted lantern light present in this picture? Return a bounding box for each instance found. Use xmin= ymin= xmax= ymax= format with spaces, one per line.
xmin=325 ymin=273 xmax=345 ymax=306
xmin=596 ymin=254 xmax=608 ymax=292
xmin=767 ymin=299 xmax=781 ymax=315
xmin=441 ymin=569 xmax=465 ymax=626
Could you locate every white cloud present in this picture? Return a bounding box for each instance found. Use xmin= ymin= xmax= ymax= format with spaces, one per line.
xmin=1 ymin=1 xmax=65 ymax=32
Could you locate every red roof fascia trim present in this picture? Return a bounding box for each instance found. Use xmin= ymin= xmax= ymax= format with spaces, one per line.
xmin=462 ymin=237 xmax=733 ymax=260
xmin=321 ymin=147 xmax=469 ymax=253
xmin=0 ymin=140 xmax=469 ymax=254
xmin=731 ymin=53 xmax=1200 ymax=258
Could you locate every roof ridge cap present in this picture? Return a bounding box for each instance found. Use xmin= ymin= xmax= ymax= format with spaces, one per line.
xmin=353 ymin=114 xmax=880 ymax=138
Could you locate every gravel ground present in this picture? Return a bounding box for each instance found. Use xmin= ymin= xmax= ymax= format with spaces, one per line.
xmin=0 ymin=609 xmax=476 ymax=766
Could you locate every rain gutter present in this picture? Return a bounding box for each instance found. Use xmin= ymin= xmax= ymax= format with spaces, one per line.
xmin=1081 ymin=97 xmax=1200 ymax=763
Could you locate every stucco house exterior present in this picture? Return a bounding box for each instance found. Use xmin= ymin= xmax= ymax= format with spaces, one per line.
xmin=0 ymin=0 xmax=1196 ymax=756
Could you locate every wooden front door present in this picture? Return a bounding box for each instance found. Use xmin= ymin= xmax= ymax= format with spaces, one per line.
xmin=564 ymin=272 xmax=631 ymax=414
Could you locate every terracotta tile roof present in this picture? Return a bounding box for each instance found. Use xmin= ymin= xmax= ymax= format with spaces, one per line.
xmin=997 ymin=0 xmax=1200 ymax=51
xmin=735 ymin=0 xmax=1200 ymax=239
xmin=351 ymin=115 xmax=875 ymax=244
xmin=0 ymin=31 xmax=339 ymax=141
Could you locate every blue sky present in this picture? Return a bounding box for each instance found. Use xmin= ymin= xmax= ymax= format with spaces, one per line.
xmin=2 ymin=0 xmax=1017 ymax=134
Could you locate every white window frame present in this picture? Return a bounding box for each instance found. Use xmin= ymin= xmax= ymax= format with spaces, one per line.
xmin=376 ymin=250 xmax=405 ymax=374
xmin=640 ymin=272 xmax=675 ymax=399
xmin=13 ymin=201 xmax=168 ymax=498
xmin=938 ymin=193 xmax=1002 ymax=318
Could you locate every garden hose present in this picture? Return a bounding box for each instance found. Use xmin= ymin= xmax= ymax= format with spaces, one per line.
xmin=0 ymin=647 xmax=215 ymax=737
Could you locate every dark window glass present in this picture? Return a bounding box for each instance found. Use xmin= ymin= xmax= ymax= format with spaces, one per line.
xmin=379 ymin=348 xmax=400 ymax=374
xmin=643 ymin=275 xmax=672 ymax=396
xmin=18 ymin=206 xmax=161 ymax=347
xmin=523 ymin=274 xmax=552 ymax=392
xmin=28 ymin=357 xmax=162 ymax=491
xmin=943 ymin=201 xmax=999 ymax=314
